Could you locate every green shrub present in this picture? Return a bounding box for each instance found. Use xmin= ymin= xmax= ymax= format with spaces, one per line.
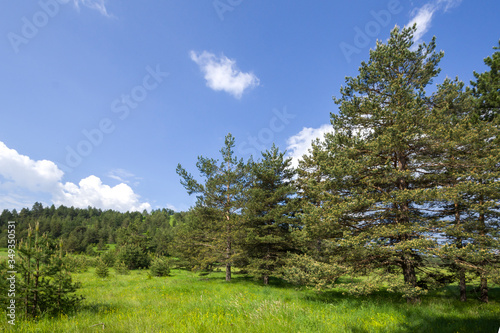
xmin=150 ymin=257 xmax=170 ymax=277
xmin=117 ymin=244 xmax=150 ymax=270
xmin=63 ymin=255 xmax=99 ymax=272
xmin=100 ymin=250 xmax=116 ymax=267
xmin=115 ymin=260 xmax=130 ymax=275
xmin=95 ymin=259 xmax=109 ymax=278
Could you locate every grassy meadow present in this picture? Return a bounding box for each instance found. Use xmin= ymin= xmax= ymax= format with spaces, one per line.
xmin=2 ymin=266 xmax=499 ymax=333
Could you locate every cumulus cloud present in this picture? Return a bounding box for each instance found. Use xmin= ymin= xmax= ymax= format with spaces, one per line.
xmin=0 ymin=142 xmax=63 ymax=193
xmin=406 ymin=0 xmax=462 ymax=45
xmin=286 ymin=124 xmax=333 ymax=168
xmin=73 ymin=0 xmax=112 ymax=18
xmin=190 ymin=51 xmax=260 ymax=99
xmin=55 ymin=176 xmax=151 ymax=212
xmin=0 ymin=141 xmax=150 ymax=212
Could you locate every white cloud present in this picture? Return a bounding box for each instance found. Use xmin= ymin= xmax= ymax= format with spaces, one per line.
xmin=0 ymin=142 xmax=63 ymax=193
xmin=73 ymin=0 xmax=112 ymax=18
xmin=0 ymin=141 xmax=149 ymax=212
xmin=286 ymin=124 xmax=333 ymax=168
xmin=407 ymin=4 xmax=435 ymax=43
xmin=55 ymin=176 xmax=151 ymax=212
xmin=406 ymin=0 xmax=462 ymax=45
xmin=190 ymin=51 xmax=260 ymax=99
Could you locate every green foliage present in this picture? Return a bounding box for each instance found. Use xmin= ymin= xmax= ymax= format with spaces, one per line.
xmin=96 ymin=238 xmax=108 ymax=251
xmin=0 ymin=204 xmax=175 ymax=257
xmin=241 ymin=145 xmax=300 ymax=284
xmin=116 ymin=243 xmax=151 ymax=270
xmin=282 ymin=253 xmax=346 ymax=290
xmin=100 ymin=250 xmax=116 ymax=267
xmin=95 ymin=259 xmax=109 ymax=278
xmin=85 ymin=243 xmax=97 ymax=256
xmin=16 ymin=223 xmax=84 ymax=319
xmin=114 ymin=260 xmax=130 ymax=275
xmin=62 ymin=254 xmax=94 ymax=273
xmin=0 ymin=260 xmax=10 ymax=310
xmin=176 ymin=133 xmax=249 ymax=281
xmin=471 ymin=40 xmax=500 ymax=121
xmin=150 ymin=257 xmax=170 ymax=277
xmin=299 ymin=25 xmax=446 ymax=303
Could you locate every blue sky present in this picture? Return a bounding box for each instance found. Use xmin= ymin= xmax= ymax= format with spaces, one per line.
xmin=0 ymin=0 xmax=499 ymax=212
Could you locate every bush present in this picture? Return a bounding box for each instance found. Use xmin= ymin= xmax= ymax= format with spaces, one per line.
xmin=63 ymin=255 xmax=92 ymax=273
xmin=115 ymin=260 xmax=130 ymax=275
xmin=117 ymin=244 xmax=150 ymax=270
xmin=95 ymin=260 xmax=109 ymax=278
xmin=100 ymin=250 xmax=116 ymax=267
xmin=150 ymin=257 xmax=170 ymax=277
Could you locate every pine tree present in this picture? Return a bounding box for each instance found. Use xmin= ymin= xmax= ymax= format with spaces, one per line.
xmin=95 ymin=259 xmax=109 ymax=278
xmin=150 ymin=256 xmax=170 ymax=277
xmin=435 ymin=90 xmax=500 ymax=303
xmin=17 ymin=222 xmax=83 ymax=319
xmin=176 ymin=133 xmax=249 ymax=281
xmin=303 ymin=25 xmax=445 ymax=303
xmin=468 ymin=42 xmax=500 ymax=302
xmin=241 ymin=145 xmax=299 ymax=285
xmin=423 ymin=78 xmax=478 ymax=302
xmin=428 ymin=43 xmax=500 ymax=303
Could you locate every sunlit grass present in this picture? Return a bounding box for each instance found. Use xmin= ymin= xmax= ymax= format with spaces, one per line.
xmin=2 ymin=268 xmax=499 ymax=332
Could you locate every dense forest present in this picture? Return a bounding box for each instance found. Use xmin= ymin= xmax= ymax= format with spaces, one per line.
xmin=0 ymin=203 xmax=178 ymax=256
xmin=1 ymin=27 xmax=499 ymax=321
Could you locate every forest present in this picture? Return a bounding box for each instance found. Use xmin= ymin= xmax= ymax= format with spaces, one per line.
xmin=1 ymin=26 xmax=499 ymax=332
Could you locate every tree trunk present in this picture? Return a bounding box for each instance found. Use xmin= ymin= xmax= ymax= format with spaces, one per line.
xmin=263 ymin=274 xmax=269 ymax=285
xmin=33 ymin=258 xmax=39 ymax=318
xmin=396 ymin=154 xmax=420 ymax=304
xmin=455 ymin=203 xmax=466 ymax=302
xmin=458 ymin=268 xmax=467 ymax=302
xmin=225 ymin=261 xmax=231 ymax=282
xmin=478 ymin=195 xmax=488 ymax=303
xmin=225 ymin=235 xmax=231 ymax=282
xmin=480 ymin=276 xmax=488 ymax=303
xmin=225 ymin=180 xmax=232 ymax=282
xmin=402 ymin=254 xmax=420 ymax=304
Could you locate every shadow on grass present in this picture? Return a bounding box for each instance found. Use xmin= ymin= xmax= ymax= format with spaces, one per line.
xmin=296 ymin=282 xmax=500 ymax=304
xmin=79 ymin=302 xmax=119 ymax=315
xmin=305 ymin=286 xmax=500 ymax=333
xmin=396 ymin=311 xmax=500 ymax=333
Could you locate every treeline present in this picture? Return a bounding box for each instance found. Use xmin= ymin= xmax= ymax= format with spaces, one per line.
xmin=0 ymin=203 xmax=181 ymax=255
xmin=175 ymin=26 xmax=500 ymax=304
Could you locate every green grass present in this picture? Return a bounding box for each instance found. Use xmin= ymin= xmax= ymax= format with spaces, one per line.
xmin=2 ymin=268 xmax=499 ymax=333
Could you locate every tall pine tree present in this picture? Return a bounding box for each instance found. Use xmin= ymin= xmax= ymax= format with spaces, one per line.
xmin=176 ymin=133 xmax=248 ymax=281
xmin=303 ymin=26 xmax=445 ymax=303
xmin=241 ymin=145 xmax=298 ymax=285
